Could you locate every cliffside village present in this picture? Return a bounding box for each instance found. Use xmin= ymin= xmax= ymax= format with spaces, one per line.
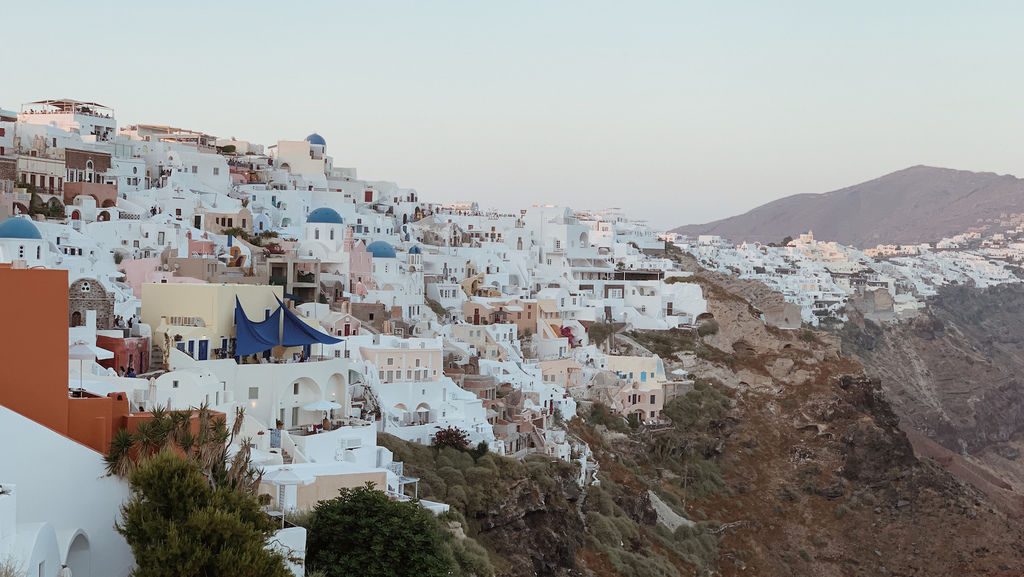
xmin=674 ymin=224 xmax=1024 ymax=326
xmin=5 ymin=100 xmax=1024 ymax=575
xmin=0 ymin=99 xmax=708 ymax=576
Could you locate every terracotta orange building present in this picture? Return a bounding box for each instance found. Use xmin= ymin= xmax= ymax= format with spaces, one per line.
xmin=0 ymin=263 xmax=132 ymax=452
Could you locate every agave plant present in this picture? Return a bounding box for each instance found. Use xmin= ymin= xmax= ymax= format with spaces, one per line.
xmin=104 ymin=428 xmax=136 ymax=477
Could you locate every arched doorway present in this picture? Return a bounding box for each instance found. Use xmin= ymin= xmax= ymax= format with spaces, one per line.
xmin=67 ymin=532 xmax=91 ymax=577
xmin=279 ymin=377 xmax=322 ymax=428
xmin=71 ymin=210 xmax=81 ymax=220
xmin=71 ymin=311 xmax=82 ymax=327
xmin=413 ymin=403 xmax=432 ymax=425
xmin=327 ymin=372 xmax=347 ymax=411
xmin=97 ymin=211 xmax=110 ymax=222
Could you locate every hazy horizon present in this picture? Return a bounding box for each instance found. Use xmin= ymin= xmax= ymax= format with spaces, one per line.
xmin=6 ymin=1 xmax=1024 ymax=229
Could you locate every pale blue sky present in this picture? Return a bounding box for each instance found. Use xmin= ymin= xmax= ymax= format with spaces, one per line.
xmin=5 ymin=1 xmax=1024 ymax=228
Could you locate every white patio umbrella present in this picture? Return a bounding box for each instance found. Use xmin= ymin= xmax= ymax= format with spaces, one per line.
xmin=263 ymin=467 xmax=307 ymax=529
xmin=302 ymin=400 xmax=343 ymax=412
xmin=69 ymin=341 xmax=114 ymax=390
xmin=303 ymin=399 xmax=343 ymax=422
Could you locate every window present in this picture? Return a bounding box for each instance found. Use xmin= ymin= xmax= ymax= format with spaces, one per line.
xmin=407 ymin=370 xmax=412 ymax=380
xmin=192 ymin=166 xmax=198 ymax=174
xmin=291 ymin=406 xmax=299 ymax=425
xmin=387 ymin=357 xmax=394 ymax=365
xmin=314 ymin=229 xmax=320 ymax=240
xmin=293 ymin=382 xmax=299 ymax=395
xmin=415 ymin=359 xmax=421 ymax=367
xmin=386 ymin=370 xmax=394 ymax=381
xmin=213 ymin=167 xmax=220 ymax=175
xmin=249 ymin=387 xmax=259 ymax=400
xmin=18 ymin=246 xmax=24 ymax=259
xmin=650 ymin=394 xmax=656 ymax=405
xmin=35 ymin=246 xmax=40 ymax=259
xmin=80 ymin=281 xmax=91 ymax=292
xmin=172 ymin=380 xmax=179 ymax=388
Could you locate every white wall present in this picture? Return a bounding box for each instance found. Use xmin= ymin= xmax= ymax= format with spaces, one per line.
xmin=0 ymin=406 xmax=133 ymax=577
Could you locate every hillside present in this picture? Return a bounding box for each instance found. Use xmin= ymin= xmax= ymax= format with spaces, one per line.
xmin=673 ymin=165 xmax=1024 ymax=247
xmin=380 ymin=271 xmax=1024 ymax=576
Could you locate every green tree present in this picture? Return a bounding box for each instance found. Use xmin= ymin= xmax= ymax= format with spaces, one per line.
xmin=307 ymin=484 xmax=452 ymax=577
xmin=116 ymin=450 xmax=291 ymax=577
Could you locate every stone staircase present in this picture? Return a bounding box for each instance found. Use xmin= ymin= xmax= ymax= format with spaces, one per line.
xmin=150 ymin=342 xmax=165 ymax=371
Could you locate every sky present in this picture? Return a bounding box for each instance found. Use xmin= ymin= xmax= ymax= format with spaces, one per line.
xmin=5 ymin=1 xmax=1024 ymax=229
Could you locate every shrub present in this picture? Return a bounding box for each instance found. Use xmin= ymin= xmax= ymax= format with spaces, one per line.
xmin=697 ymin=319 xmax=720 ymax=337
xmin=432 ymin=426 xmax=470 ymax=451
xmin=588 ymin=322 xmax=614 ymax=346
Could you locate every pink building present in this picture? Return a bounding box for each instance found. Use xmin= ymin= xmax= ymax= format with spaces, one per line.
xmin=118 ymin=257 xmax=204 ymax=298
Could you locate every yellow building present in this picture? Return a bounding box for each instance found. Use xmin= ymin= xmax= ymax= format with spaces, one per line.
xmin=142 ymin=283 xmax=284 ymax=361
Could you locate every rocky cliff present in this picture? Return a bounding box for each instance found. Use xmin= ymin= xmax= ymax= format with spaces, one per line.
xmin=841 ymin=283 xmax=1024 ymax=513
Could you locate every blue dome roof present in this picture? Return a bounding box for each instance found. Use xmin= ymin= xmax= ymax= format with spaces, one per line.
xmin=307 ymin=207 xmax=343 ymax=224
xmin=0 ymin=217 xmax=42 ymax=240
xmin=408 ymin=245 xmax=422 ymax=255
xmin=366 ymin=241 xmax=397 ymax=259
xmin=305 ymin=133 xmax=326 ymax=146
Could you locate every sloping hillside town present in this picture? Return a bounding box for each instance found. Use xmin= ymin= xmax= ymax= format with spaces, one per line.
xmin=679 ymin=227 xmax=1024 ymax=325
xmin=0 ymin=99 xmax=710 ymax=576
xmin=5 ymin=99 xmax=1024 ymax=575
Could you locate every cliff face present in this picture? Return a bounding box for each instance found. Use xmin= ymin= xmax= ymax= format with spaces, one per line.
xmin=842 ymin=284 xmax=1024 ymax=508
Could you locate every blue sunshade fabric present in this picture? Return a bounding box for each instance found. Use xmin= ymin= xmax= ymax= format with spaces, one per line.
xmin=277 ymin=297 xmax=343 ymax=347
xmin=234 ymin=297 xmax=278 ymax=356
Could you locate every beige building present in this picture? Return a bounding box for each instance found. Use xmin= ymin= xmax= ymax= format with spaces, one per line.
xmin=606 ymin=355 xmax=667 ymax=422
xmin=539 ymin=358 xmax=583 ymax=389
xmin=358 ymin=345 xmax=443 ymax=384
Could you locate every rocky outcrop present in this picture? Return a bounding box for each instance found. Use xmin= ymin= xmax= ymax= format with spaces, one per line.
xmin=844 ymin=284 xmax=1024 ymax=456
xmin=476 ymin=468 xmax=585 ymax=577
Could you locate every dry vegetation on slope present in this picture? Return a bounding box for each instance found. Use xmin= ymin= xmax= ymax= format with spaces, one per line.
xmin=382 ymin=271 xmax=1024 ymax=576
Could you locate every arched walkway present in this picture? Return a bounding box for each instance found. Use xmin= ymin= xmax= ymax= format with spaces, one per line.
xmin=67 ymin=532 xmax=91 ymax=577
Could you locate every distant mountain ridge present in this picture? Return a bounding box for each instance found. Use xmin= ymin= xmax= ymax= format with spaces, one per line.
xmin=673 ymin=165 xmax=1024 ymax=248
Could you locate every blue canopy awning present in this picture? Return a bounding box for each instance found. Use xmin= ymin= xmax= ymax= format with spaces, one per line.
xmin=278 ymin=297 xmax=342 ymax=347
xmin=234 ymin=297 xmax=278 ymax=356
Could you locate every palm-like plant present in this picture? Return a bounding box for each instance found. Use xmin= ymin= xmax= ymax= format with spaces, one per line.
xmin=104 ymin=428 xmax=136 ymax=477
xmin=104 ymin=404 xmax=263 ymax=495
